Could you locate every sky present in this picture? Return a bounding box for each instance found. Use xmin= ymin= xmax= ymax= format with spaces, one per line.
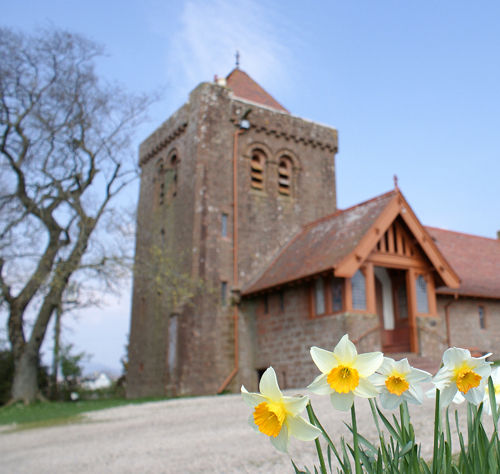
xmin=2 ymin=1 xmax=500 ymax=375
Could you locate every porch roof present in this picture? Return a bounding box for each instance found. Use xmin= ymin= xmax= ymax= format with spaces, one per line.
xmin=426 ymin=227 xmax=500 ymax=300
xmin=242 ymin=191 xmax=396 ymax=295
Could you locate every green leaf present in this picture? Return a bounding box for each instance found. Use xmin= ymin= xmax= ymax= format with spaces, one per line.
xmin=376 ymin=407 xmax=403 ymax=445
xmin=292 ymin=460 xmax=306 ymax=474
xmin=399 ymin=440 xmax=414 ymax=457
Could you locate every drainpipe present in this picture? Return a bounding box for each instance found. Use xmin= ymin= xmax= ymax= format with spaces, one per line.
xmin=444 ymin=293 xmax=458 ymax=348
xmin=217 ymin=116 xmax=250 ymax=394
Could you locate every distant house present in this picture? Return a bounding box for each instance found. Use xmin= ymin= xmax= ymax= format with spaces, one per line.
xmin=126 ymin=68 xmax=500 ymax=399
xmin=82 ymin=372 xmax=113 ymax=391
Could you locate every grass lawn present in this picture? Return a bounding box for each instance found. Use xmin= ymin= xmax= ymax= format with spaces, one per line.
xmin=0 ymin=397 xmax=168 ymax=429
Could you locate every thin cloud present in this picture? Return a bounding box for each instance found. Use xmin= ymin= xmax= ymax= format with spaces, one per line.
xmin=164 ymin=0 xmax=293 ymax=109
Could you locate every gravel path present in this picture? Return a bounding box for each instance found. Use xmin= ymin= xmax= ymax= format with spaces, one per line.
xmin=0 ymin=385 xmax=472 ymax=474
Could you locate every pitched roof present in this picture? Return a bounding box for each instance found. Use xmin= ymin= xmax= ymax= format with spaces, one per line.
xmin=242 ymin=191 xmax=397 ymax=295
xmin=226 ymin=68 xmax=289 ymax=113
xmin=425 ymin=227 xmax=500 ymax=299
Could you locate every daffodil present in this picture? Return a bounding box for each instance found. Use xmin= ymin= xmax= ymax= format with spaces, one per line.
xmin=241 ymin=367 xmax=321 ymax=453
xmin=307 ymin=334 xmax=383 ymax=411
xmin=483 ymin=367 xmax=500 ymax=416
xmin=432 ymin=347 xmax=492 ymax=407
xmin=370 ymin=357 xmax=431 ymax=410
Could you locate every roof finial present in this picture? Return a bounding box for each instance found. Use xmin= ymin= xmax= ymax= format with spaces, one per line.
xmin=394 ymin=174 xmax=399 ymax=191
xmin=235 ymin=50 xmax=240 ymax=69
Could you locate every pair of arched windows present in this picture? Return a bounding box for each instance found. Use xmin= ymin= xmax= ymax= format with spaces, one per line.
xmin=250 ymin=150 xmax=293 ymax=195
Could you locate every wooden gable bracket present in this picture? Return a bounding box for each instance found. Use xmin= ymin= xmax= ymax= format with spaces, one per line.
xmin=333 ymin=191 xmax=461 ymax=289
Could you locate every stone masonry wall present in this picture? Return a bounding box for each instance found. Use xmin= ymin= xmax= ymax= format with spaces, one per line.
xmin=239 ymin=284 xmax=380 ymax=392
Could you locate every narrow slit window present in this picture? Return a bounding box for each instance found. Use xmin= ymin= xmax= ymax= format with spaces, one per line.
xmin=168 ymin=314 xmax=179 ymax=372
xmin=250 ymin=151 xmax=265 ymax=190
xmin=314 ymin=277 xmax=325 ymax=315
xmin=479 ymin=306 xmax=485 ymax=329
xmin=278 ymin=156 xmax=292 ymax=195
xmin=416 ymin=275 xmax=429 ymax=313
xmin=221 ymin=213 xmax=228 ymax=238
xmin=351 ymin=270 xmax=366 ymax=310
xmin=221 ymin=281 xmax=228 ymax=306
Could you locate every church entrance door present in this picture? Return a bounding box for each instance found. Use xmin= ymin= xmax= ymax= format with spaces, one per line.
xmin=375 ymin=267 xmax=411 ymax=353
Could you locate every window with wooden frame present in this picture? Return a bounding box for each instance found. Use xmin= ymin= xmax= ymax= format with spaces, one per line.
xmin=331 ymin=277 xmax=344 ymax=312
xmin=278 ymin=156 xmax=293 ymax=195
xmin=250 ymin=150 xmax=266 ymax=190
xmin=415 ymin=275 xmax=429 ymax=314
xmin=310 ymin=277 xmax=345 ymax=318
xmin=314 ymin=278 xmax=326 ymax=316
xmin=351 ymin=270 xmax=366 ymax=310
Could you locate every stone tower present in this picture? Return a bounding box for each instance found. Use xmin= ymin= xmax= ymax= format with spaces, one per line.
xmin=127 ymin=69 xmax=339 ymax=398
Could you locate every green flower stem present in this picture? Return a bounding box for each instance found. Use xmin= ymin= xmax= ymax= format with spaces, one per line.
xmin=351 ymin=402 xmax=363 ymax=474
xmin=306 ymin=402 xmax=327 ymax=474
xmin=432 ymin=388 xmax=441 ymax=474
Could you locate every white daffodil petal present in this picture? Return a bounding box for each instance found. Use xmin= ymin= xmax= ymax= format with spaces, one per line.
xmin=393 ymin=358 xmax=412 ymax=375
xmin=282 ymin=395 xmax=309 ymax=417
xmin=380 ymin=392 xmax=402 ymax=410
xmin=491 ymin=368 xmax=500 ymax=384
xmin=443 ymin=347 xmax=467 ymax=367
xmin=310 ymin=346 xmax=338 ymax=373
xmin=307 ymin=373 xmax=334 ymax=395
xmin=354 ymin=376 xmax=380 ymax=398
xmin=248 ymin=413 xmax=261 ymax=434
xmin=241 ymin=386 xmax=268 ymax=408
xmin=433 ymin=367 xmax=454 ymax=389
xmin=472 ymin=362 xmax=492 ymax=379
xmin=406 ymin=368 xmax=432 ymax=383
xmin=463 ymin=386 xmax=484 ymax=405
xmin=334 ymin=335 xmax=357 ymax=365
xmin=440 ymin=385 xmax=458 ymax=407
xmin=286 ymin=415 xmax=321 ymax=441
xmin=270 ymin=422 xmax=290 ymax=453
xmin=353 ymin=352 xmax=384 ymax=376
xmin=368 ymin=373 xmax=386 ymax=388
xmin=378 ymin=357 xmax=397 ymax=375
xmin=259 ymin=367 xmax=283 ymax=402
xmin=330 ymin=391 xmax=355 ymax=412
xmin=405 ymin=383 xmax=424 ymax=405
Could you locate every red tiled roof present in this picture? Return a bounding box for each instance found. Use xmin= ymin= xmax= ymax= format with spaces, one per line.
xmin=243 ymin=191 xmax=397 ymax=295
xmin=425 ymin=227 xmax=500 ymax=299
xmin=226 ymin=68 xmax=289 ymax=113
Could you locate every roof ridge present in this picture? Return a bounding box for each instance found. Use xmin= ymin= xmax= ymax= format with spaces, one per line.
xmin=425 ymin=226 xmax=500 ymax=243
xmin=302 ymin=190 xmax=397 ymax=231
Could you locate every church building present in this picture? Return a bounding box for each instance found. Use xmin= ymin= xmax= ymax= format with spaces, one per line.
xmin=126 ymin=68 xmax=500 ymax=398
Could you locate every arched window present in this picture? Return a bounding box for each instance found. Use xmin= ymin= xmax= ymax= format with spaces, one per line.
xmin=351 ymin=270 xmax=366 ymax=310
xmin=250 ymin=150 xmax=266 ymax=190
xmin=278 ymin=156 xmax=293 ymax=195
xmin=168 ymin=154 xmax=178 ymax=199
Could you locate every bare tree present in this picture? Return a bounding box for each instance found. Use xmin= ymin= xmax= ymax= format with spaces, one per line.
xmin=0 ymin=27 xmax=155 ymax=404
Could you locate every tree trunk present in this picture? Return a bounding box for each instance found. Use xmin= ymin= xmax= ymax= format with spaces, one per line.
xmin=11 ymin=346 xmax=39 ymax=404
